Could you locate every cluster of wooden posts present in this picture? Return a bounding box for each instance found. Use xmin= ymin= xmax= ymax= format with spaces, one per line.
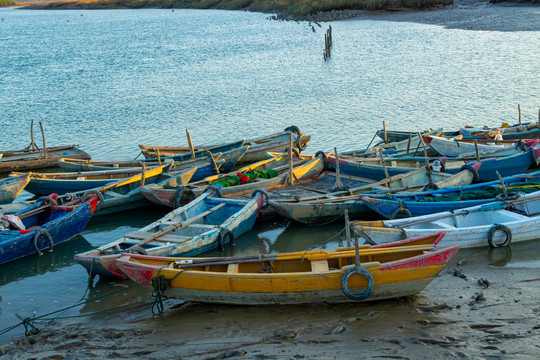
xmin=324 ymin=25 xmax=332 ymax=61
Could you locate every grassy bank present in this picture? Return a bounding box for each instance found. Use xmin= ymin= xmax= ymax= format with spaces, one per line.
xmin=0 ymin=0 xmax=15 ymax=6
xmin=21 ymin=0 xmax=453 ymax=18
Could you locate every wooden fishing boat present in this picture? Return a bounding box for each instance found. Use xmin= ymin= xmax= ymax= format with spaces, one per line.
xmin=140 ymin=153 xmax=322 ymax=208
xmin=17 ymin=162 xmax=174 ymax=196
xmin=139 ymin=126 xmax=311 ymax=164
xmin=140 ymin=140 xmax=246 ymax=162
xmin=421 ymin=134 xmax=535 ymax=157
xmin=374 ymin=128 xmax=442 ymax=143
xmin=0 ymin=194 xmax=98 ymax=265
xmin=351 ymin=190 xmax=540 ymax=249
xmin=268 ymin=164 xmax=480 ymax=224
xmin=327 ymin=154 xmax=466 ymax=181
xmin=116 ymin=232 xmax=458 ymax=305
xmin=58 ymin=146 xmax=248 ymax=182
xmin=0 ymin=173 xmax=31 ymax=205
xmin=332 ymin=149 xmax=538 ymax=183
xmin=74 ymin=190 xmax=265 ymax=279
xmin=360 ymin=170 xmax=540 ymax=219
xmin=0 ymin=167 xmax=197 ymax=217
xmin=0 ymin=145 xmax=91 ymax=173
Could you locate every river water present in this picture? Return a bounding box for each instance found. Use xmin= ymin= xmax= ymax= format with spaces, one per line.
xmin=0 ymin=7 xmax=539 ymax=343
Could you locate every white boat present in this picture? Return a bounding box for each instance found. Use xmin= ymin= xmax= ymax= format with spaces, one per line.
xmin=422 ymin=135 xmax=517 ymax=157
xmin=350 ymin=190 xmax=540 ymax=249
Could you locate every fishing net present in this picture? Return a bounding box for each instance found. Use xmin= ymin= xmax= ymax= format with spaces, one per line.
xmin=417 ymin=180 xmax=540 ymax=202
xmin=210 ymin=169 xmax=278 ymax=188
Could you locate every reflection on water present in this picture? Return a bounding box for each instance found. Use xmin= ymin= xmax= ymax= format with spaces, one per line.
xmin=0 ymin=235 xmax=92 ymax=286
xmin=451 ymin=239 xmax=540 ymax=268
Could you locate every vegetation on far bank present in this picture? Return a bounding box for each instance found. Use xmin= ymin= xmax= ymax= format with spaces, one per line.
xmin=0 ymin=0 xmax=16 ymax=7
xmin=21 ymin=0 xmax=454 ymax=17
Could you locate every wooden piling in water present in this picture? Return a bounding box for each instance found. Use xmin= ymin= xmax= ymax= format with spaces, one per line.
xmin=323 ymin=25 xmax=333 ymax=61
xmin=518 ymin=104 xmax=522 ymax=124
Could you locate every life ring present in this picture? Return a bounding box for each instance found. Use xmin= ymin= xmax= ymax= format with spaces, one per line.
xmin=217 ymin=228 xmax=235 ymax=250
xmin=487 ymin=224 xmax=512 ymax=248
xmin=391 ymin=208 xmax=412 ymax=220
xmin=495 ymin=192 xmax=521 ymax=202
xmin=341 ymin=266 xmax=374 ymax=301
xmin=36 ymin=196 xmax=58 ymax=207
xmin=252 ymin=188 xmax=270 ymax=209
xmin=82 ymin=190 xmax=104 ymax=211
xmin=33 ymin=229 xmax=54 ymax=256
xmin=203 ymin=185 xmax=223 ymax=198
xmin=460 ymin=164 xmax=480 ymax=183
xmin=284 ymin=125 xmax=301 ymax=136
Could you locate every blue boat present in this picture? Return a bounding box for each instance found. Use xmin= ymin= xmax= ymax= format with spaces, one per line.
xmin=57 ymin=146 xmax=249 ymax=182
xmin=0 ymin=195 xmax=97 ymax=265
xmin=361 ymin=170 xmax=540 ymax=219
xmin=74 ymin=188 xmax=266 ymax=279
xmin=0 ymin=173 xmax=31 ymax=204
xmin=443 ymin=150 xmax=539 ymax=181
xmin=21 ymin=163 xmax=175 ymax=196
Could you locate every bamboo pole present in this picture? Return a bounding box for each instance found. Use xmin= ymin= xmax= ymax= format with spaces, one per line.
xmin=474 ymin=140 xmax=480 ymax=160
xmin=383 ymin=121 xmax=388 ymax=144
xmin=518 ymin=104 xmax=522 ymax=124
xmin=406 ymin=133 xmax=412 ymax=154
xmin=289 ymin=133 xmax=294 ymax=186
xmin=344 ymin=209 xmax=351 ymax=248
xmin=379 ymin=152 xmax=390 ymax=188
xmin=157 ymin=149 xmax=161 ymax=165
xmin=38 ymin=122 xmax=48 ymax=159
xmin=141 ymin=163 xmax=146 ymax=187
xmin=186 ymin=129 xmax=195 ymax=159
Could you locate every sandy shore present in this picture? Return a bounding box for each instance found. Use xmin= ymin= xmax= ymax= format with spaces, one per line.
xmin=348 ymin=1 xmax=540 ymax=32
xmin=3 ymin=248 xmax=540 ymax=359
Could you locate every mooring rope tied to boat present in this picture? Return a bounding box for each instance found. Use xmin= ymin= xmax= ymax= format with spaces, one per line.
xmin=0 ymin=272 xmax=173 ymax=337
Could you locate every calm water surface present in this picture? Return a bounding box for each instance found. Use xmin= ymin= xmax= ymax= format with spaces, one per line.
xmin=0 ymin=8 xmax=539 ymax=341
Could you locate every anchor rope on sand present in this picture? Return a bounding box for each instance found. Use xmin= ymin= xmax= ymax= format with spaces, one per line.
xmin=0 ymin=272 xmax=176 ymax=337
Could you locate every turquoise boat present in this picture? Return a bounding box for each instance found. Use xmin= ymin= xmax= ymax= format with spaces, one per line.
xmin=74 ymin=189 xmax=266 ymax=279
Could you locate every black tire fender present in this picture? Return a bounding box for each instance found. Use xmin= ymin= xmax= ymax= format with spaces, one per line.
xmin=495 ymin=192 xmax=521 ymax=202
xmin=487 ymin=224 xmax=512 ymax=248
xmin=460 ymin=164 xmax=480 ymax=183
xmin=284 ymin=125 xmax=301 ymax=136
xmin=295 ymin=134 xmax=308 ymax=151
xmin=252 ymin=188 xmax=270 ymax=209
xmin=82 ymin=190 xmax=104 ymax=211
xmin=36 ymin=196 xmax=58 ymax=207
xmin=203 ymin=185 xmax=223 ymax=198
xmin=341 ymin=266 xmax=374 ymax=301
xmin=391 ymin=208 xmax=412 ymax=220
xmin=315 ymin=151 xmax=328 ymax=170
xmin=217 ymin=228 xmax=235 ymax=251
xmin=422 ymin=182 xmax=439 ymax=192
xmin=174 ymin=188 xmax=197 ymax=208
xmin=33 ymin=229 xmax=54 ymax=256
xmin=527 ymin=146 xmax=538 ymax=166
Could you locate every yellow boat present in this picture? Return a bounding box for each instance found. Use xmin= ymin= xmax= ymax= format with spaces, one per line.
xmin=116 ymin=232 xmax=458 ymax=305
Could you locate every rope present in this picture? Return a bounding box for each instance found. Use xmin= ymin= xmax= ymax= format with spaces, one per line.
xmin=0 ymin=272 xmax=162 ymax=337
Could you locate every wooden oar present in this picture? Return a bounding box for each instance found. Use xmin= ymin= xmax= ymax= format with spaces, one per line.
xmin=129 ymin=203 xmax=226 ymax=248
